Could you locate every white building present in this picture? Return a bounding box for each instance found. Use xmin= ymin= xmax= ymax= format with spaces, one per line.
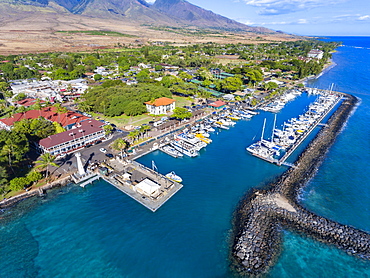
xmin=307 ymin=49 xmax=324 ymax=59
xmin=144 ymin=97 xmax=176 ymax=115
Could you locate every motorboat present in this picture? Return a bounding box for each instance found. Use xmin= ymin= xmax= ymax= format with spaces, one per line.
xmin=166 ymin=171 xmax=183 ymax=183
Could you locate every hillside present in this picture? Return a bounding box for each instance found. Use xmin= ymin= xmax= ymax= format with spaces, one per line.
xmin=0 ymin=0 xmax=298 ymax=54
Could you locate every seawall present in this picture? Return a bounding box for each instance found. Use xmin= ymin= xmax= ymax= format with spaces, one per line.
xmin=231 ymin=94 xmax=370 ymax=276
xmin=0 ymin=175 xmax=72 ymax=209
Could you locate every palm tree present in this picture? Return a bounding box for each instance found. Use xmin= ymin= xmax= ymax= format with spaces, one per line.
xmin=35 ymin=153 xmax=59 ymax=180
xmin=127 ymin=130 xmax=139 ymax=144
xmin=139 ymin=125 xmax=150 ymax=139
xmin=112 ymin=138 xmax=127 ymax=160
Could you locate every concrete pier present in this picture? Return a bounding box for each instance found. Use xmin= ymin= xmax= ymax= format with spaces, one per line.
xmin=231 ymin=94 xmax=370 ymax=276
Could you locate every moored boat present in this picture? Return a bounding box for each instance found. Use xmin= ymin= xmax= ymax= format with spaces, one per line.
xmin=165 ymin=171 xmax=183 ymax=183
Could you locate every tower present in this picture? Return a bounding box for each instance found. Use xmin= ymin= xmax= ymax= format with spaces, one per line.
xmin=75 ymin=152 xmax=85 ymax=176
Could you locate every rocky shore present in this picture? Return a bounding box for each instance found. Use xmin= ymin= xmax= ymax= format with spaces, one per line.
xmin=231 ymin=94 xmax=370 ymax=276
xmin=0 ymin=175 xmax=72 ymax=209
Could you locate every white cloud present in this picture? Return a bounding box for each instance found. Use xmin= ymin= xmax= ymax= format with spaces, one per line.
xmin=297 ymin=18 xmax=308 ymax=24
xmin=258 ymin=18 xmax=309 ymax=25
xmin=144 ymin=0 xmax=156 ymax=3
xmin=242 ymin=0 xmax=348 ymax=15
xmin=240 ymin=19 xmax=256 ymax=25
xmin=359 ymin=15 xmax=370 ymax=20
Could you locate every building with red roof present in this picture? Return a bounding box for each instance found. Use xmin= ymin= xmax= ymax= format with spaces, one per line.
xmin=0 ymin=106 xmax=90 ymax=130
xmin=38 ymin=120 xmax=105 ymax=156
xmin=15 ymin=98 xmax=45 ymax=107
xmin=144 ymin=97 xmax=176 ymax=115
xmin=208 ymin=100 xmax=226 ymax=109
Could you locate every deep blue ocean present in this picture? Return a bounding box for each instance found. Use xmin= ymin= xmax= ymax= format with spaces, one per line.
xmin=1 ymin=37 xmax=369 ymax=278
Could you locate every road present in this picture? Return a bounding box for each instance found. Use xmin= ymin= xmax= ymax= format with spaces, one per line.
xmin=51 ymin=131 xmax=128 ymax=177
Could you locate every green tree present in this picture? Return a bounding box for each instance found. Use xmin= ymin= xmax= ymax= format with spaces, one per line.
xmin=94 ymin=74 xmax=102 ymax=81
xmin=111 ymin=138 xmax=128 ymax=159
xmin=0 ymin=166 xmax=8 ymax=195
xmin=127 ymin=130 xmax=140 ymax=144
xmin=171 ymin=107 xmax=192 ymax=120
xmin=27 ymin=171 xmax=43 ymax=183
xmin=221 ymin=76 xmax=243 ymax=92
xmin=35 ymin=153 xmax=59 ymax=179
xmin=9 ymin=177 xmax=30 ymax=191
xmin=178 ymin=71 xmax=192 ymax=81
xmin=103 ymin=124 xmax=114 ymax=136
xmin=53 ymin=122 xmax=66 ymax=134
xmin=263 ymin=82 xmax=278 ymax=91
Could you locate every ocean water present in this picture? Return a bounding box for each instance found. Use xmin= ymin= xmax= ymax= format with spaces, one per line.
xmin=1 ymin=37 xmax=370 ymax=278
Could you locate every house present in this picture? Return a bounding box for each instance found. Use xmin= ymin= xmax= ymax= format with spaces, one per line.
xmin=144 ymin=97 xmax=176 ymax=115
xmin=307 ymin=49 xmax=324 ymax=59
xmin=38 ymin=120 xmax=105 ymax=156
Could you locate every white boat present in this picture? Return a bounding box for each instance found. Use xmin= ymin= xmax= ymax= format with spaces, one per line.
xmin=176 ymin=133 xmax=207 ymax=151
xmin=160 ymin=145 xmax=183 ymax=158
xmin=170 ymin=140 xmax=199 ymax=157
xmin=166 ymin=171 xmax=183 ymax=183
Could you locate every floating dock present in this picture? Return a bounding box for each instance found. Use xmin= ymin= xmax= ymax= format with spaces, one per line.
xmin=250 ymin=93 xmax=343 ymax=167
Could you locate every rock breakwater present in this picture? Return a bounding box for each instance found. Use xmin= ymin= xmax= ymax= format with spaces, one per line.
xmin=231 ymin=94 xmax=370 ymax=276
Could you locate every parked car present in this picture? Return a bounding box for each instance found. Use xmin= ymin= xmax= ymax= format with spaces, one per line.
xmin=105 ymin=153 xmax=114 ymax=159
xmin=99 ymin=148 xmax=107 ymax=153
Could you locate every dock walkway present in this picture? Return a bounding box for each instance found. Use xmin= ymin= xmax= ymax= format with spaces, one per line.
xmin=277 ymin=94 xmax=342 ymax=165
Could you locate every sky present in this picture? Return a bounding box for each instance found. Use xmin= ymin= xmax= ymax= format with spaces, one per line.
xmin=145 ymin=0 xmax=370 ymax=36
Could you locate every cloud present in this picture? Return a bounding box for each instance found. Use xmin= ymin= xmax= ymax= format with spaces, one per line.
xmin=358 ymin=15 xmax=370 ymax=20
xmin=256 ymin=18 xmax=309 ymax=25
xmin=297 ymin=18 xmax=308 ymax=24
xmin=242 ymin=0 xmax=347 ymax=15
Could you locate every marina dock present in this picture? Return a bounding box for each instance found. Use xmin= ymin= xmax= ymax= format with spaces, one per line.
xmin=249 ymin=91 xmax=343 ymax=167
xmin=277 ymin=93 xmax=343 ymax=165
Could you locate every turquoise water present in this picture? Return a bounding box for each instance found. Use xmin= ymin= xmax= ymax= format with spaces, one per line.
xmin=1 ymin=37 xmax=370 ymax=277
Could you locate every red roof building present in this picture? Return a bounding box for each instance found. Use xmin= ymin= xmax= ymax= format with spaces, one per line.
xmin=15 ymin=98 xmax=45 ymax=107
xmin=208 ymin=100 xmax=226 ymax=109
xmin=38 ymin=120 xmax=105 ymax=155
xmin=0 ymin=106 xmax=90 ymax=130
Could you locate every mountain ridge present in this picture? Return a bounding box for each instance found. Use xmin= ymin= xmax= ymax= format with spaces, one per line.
xmin=0 ymin=0 xmax=272 ymax=33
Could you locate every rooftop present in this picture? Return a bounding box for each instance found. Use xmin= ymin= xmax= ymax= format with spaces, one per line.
xmin=144 ymin=97 xmax=175 ymax=107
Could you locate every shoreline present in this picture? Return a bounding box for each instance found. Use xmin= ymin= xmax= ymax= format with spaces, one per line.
xmin=230 ymin=94 xmax=370 ymax=276
xmin=0 ymin=175 xmax=72 ymax=209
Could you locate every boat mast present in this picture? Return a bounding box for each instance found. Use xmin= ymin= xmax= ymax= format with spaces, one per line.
xmin=261 ymin=118 xmax=266 ymax=141
xmin=271 ymin=114 xmax=276 ymax=143
xmin=152 ymin=160 xmax=158 ymax=172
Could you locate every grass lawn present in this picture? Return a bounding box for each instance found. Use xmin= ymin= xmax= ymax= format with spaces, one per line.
xmin=88 ymin=96 xmax=192 ymax=129
xmin=172 ymin=95 xmax=192 ymax=107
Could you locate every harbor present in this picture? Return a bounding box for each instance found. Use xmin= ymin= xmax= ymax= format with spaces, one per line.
xmin=231 ymin=94 xmax=370 ymax=276
xmin=73 ymin=87 xmax=344 ymax=212
xmin=246 ymin=88 xmax=343 ymax=166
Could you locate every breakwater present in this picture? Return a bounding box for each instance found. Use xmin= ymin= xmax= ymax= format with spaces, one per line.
xmin=231 ymin=94 xmax=370 ymax=276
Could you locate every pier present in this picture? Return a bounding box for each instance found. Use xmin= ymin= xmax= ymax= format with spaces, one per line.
xmin=96 ymin=159 xmax=182 ymax=212
xmin=277 ymin=93 xmax=343 ymax=165
xmin=250 ymin=91 xmax=343 ymax=167
xmin=231 ymin=94 xmax=370 ymax=276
